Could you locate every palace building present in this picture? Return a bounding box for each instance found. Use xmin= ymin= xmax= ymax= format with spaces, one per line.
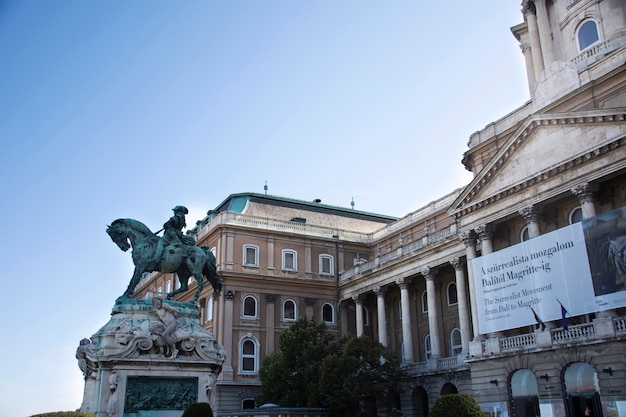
xmin=134 ymin=1 xmax=626 ymax=416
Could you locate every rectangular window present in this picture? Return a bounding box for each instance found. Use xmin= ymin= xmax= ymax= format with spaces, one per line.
xmin=320 ymin=254 xmax=333 ymax=275
xmin=282 ymin=250 xmax=297 ymax=271
xmin=243 ymin=245 xmax=258 ymax=266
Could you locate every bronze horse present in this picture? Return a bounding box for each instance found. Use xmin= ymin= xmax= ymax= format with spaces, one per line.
xmin=107 ymin=218 xmax=222 ymax=302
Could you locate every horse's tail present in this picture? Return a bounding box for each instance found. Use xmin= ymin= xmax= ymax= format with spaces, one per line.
xmin=202 ymin=247 xmax=223 ymax=295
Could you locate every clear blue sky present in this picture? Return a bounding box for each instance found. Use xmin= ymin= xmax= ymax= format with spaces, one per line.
xmin=0 ymin=1 xmax=528 ymax=415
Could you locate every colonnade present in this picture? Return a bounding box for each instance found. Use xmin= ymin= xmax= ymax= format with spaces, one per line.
xmin=348 ymin=182 xmax=602 ymax=363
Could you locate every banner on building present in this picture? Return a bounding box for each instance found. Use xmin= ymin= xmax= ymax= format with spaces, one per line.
xmin=472 ymin=207 xmax=626 ymax=334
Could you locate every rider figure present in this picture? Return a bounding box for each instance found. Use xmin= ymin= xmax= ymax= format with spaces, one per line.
xmin=152 ymin=206 xmax=189 ymax=264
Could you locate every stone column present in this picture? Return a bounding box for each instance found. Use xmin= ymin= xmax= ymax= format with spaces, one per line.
xmin=522 ymin=0 xmax=545 ymax=80
xmin=519 ymin=205 xmax=542 ymax=238
xmin=353 ymin=295 xmax=364 ymax=337
xmin=305 ymin=241 xmax=312 ymax=274
xmin=396 ymin=278 xmax=414 ymax=362
xmin=533 ymin=0 xmax=555 ymax=66
xmin=222 ymin=289 xmax=235 ymax=379
xmin=374 ymin=286 xmax=388 ymax=346
xmin=521 ymin=42 xmax=536 ymax=92
xmin=225 ymin=231 xmax=234 ymax=266
xmin=571 ymin=183 xmax=616 ymax=318
xmin=571 ymin=182 xmax=599 ymax=219
xmin=461 ymin=231 xmax=482 ymax=341
xmin=477 ymin=225 xmax=503 ymax=337
xmin=265 ymin=294 xmax=276 ymax=355
xmin=476 ymin=224 xmax=494 ymax=255
xmin=423 ymin=267 xmax=441 ymax=358
xmin=305 ymin=297 xmax=315 ymax=320
xmin=217 ymin=292 xmax=225 ymax=345
xmin=450 ymin=257 xmax=471 ymax=355
xmin=267 ymin=236 xmax=275 ymax=271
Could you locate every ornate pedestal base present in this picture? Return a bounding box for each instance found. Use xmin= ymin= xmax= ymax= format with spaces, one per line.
xmin=76 ymin=298 xmax=225 ymax=417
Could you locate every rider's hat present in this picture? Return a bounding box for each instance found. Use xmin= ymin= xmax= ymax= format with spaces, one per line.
xmin=172 ymin=205 xmax=189 ymax=214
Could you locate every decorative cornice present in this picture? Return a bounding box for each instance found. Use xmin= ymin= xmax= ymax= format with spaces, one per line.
xmin=455 ymin=112 xmax=626 ymax=217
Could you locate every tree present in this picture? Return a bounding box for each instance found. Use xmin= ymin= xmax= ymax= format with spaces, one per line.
xmin=182 ymin=402 xmax=214 ymax=417
xmin=257 ymin=318 xmax=336 ymax=407
xmin=429 ymin=394 xmax=485 ymax=417
xmin=258 ymin=319 xmax=406 ymax=416
xmin=319 ymin=335 xmax=407 ymax=417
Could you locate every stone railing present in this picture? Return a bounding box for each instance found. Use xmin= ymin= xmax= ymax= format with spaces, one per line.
xmin=404 ymin=317 xmax=626 ymax=376
xmin=195 ymin=211 xmax=372 ymax=243
xmin=340 ymin=224 xmax=456 ymax=282
xmin=570 ymin=33 xmax=626 ymax=69
xmin=404 ymin=355 xmax=469 ymax=376
xmin=469 ymin=316 xmax=625 ymax=359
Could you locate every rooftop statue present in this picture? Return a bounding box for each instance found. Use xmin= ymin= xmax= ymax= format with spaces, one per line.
xmin=107 ymin=206 xmax=222 ymax=302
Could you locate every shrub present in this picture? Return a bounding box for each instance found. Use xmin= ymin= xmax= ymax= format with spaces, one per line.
xmin=182 ymin=402 xmax=214 ymax=417
xmin=429 ymin=394 xmax=485 ymax=417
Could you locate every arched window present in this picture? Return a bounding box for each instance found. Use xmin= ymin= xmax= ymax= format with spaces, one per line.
xmin=242 ymin=399 xmax=255 ymax=409
xmin=447 ymin=283 xmax=458 ymax=306
xmin=322 ymin=302 xmax=334 ymax=323
xmin=282 ymin=249 xmax=297 ymax=271
xmin=421 ymin=291 xmax=428 ymax=313
xmin=520 ymin=225 xmax=530 ymax=242
xmin=242 ymin=295 xmax=258 ymax=318
xmin=450 ymin=327 xmax=462 ymax=356
xmin=424 ymin=334 xmax=432 ymax=360
xmin=569 ymin=206 xmax=583 ymax=224
xmin=166 ymin=280 xmax=172 ymax=293
xmin=243 ymin=244 xmax=259 ymax=267
xmin=206 ymin=297 xmax=213 ymax=322
xmin=511 ymin=369 xmax=540 ymax=417
xmin=283 ymin=299 xmax=297 ymax=321
xmin=157 ymin=286 xmax=162 ymax=294
xmin=578 ymin=20 xmax=600 ymax=51
xmin=240 ymin=336 xmax=259 ymax=374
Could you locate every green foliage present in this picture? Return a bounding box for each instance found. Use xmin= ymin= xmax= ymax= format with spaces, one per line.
xmin=258 ymin=319 xmax=407 ymax=417
xmin=30 ymin=413 xmax=97 ymax=417
xmin=429 ymin=394 xmax=485 ymax=417
xmin=182 ymin=402 xmax=214 ymax=417
xmin=319 ymin=335 xmax=407 ymax=417
xmin=258 ymin=318 xmax=335 ymax=407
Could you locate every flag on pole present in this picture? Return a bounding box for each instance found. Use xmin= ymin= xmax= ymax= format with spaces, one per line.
xmin=557 ymin=299 xmax=569 ymax=331
xmin=529 ymin=306 xmax=545 ymax=331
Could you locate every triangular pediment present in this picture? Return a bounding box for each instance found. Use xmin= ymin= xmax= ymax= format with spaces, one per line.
xmin=449 ymin=108 xmax=626 ymax=218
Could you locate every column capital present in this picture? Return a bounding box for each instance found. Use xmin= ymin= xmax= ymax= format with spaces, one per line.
xmin=522 ymin=0 xmax=536 ymax=16
xmin=422 ymin=266 xmax=437 ymax=281
xmin=224 ymin=289 xmax=236 ymax=300
xmin=352 ymin=294 xmax=363 ymax=304
xmin=396 ymin=277 xmax=410 ymax=290
xmin=460 ymin=230 xmax=477 ymax=247
xmin=519 ymin=205 xmax=542 ymax=223
xmin=571 ymin=182 xmax=599 ymax=203
xmin=305 ymin=297 xmax=316 ymax=307
xmin=449 ymin=257 xmax=463 ymax=271
xmin=373 ymin=286 xmax=386 ymax=296
xmin=475 ymin=224 xmax=494 ymax=240
xmin=265 ymin=293 xmax=277 ymax=303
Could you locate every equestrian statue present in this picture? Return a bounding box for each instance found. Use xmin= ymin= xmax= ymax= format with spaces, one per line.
xmin=107 ymin=206 xmax=222 ymax=303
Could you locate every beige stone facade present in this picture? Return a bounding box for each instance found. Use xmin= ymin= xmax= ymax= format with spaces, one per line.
xmin=134 ymin=1 xmax=626 ymax=416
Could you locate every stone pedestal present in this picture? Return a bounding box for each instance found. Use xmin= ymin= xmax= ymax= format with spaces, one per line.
xmin=76 ymin=298 xmax=225 ymax=417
